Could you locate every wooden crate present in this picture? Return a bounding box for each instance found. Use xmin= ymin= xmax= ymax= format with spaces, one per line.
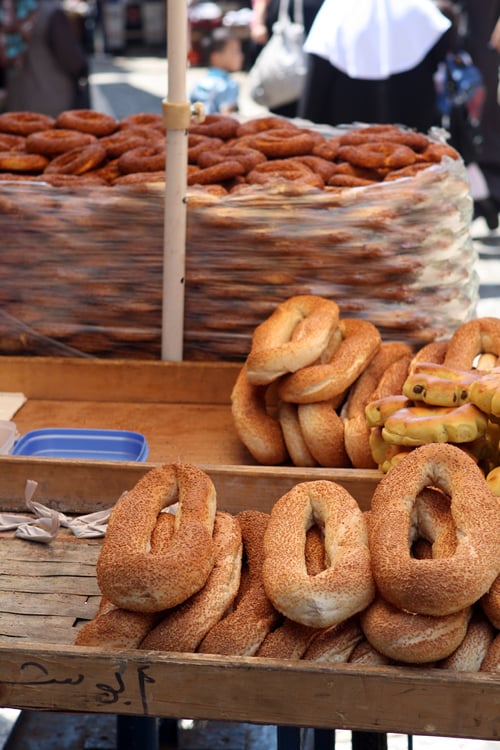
xmin=0 ymin=357 xmax=498 ymax=741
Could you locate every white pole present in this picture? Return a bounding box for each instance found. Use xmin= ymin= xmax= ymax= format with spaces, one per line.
xmin=161 ymin=0 xmax=189 ymax=361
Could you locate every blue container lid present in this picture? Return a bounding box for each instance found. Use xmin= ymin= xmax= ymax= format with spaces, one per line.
xmin=11 ymin=428 xmax=149 ymax=462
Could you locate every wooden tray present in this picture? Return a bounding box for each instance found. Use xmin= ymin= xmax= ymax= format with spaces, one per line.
xmin=0 ymin=457 xmax=498 ymax=741
xmin=0 ymin=357 xmax=498 ymax=741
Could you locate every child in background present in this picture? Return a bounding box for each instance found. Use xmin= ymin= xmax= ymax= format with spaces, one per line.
xmin=189 ymin=27 xmax=243 ymax=115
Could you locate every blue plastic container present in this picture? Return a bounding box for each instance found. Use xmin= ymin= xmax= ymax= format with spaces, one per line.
xmin=11 ymin=428 xmax=149 ymax=462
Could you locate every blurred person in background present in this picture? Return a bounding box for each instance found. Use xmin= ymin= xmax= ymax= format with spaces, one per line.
xmin=190 ymin=26 xmax=244 ymax=114
xmin=249 ymin=0 xmax=323 ymax=116
xmin=2 ymin=0 xmax=90 ymax=115
xmin=461 ymin=0 xmax=500 ymax=208
xmin=298 ymin=0 xmax=452 ymax=132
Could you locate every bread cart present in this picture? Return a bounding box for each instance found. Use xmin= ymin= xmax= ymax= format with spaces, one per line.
xmin=0 ymin=356 xmax=498 ymax=750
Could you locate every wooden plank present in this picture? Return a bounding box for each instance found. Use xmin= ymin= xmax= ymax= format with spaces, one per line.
xmin=0 ymin=538 xmax=101 ymax=562
xmin=0 ymin=574 xmax=100 ymax=596
xmin=0 ymin=615 xmax=94 ymax=644
xmin=0 ymin=458 xmax=380 ymax=514
xmin=0 ymin=356 xmax=240 ymax=404
xmin=0 ymin=591 xmax=99 ymax=618
xmin=0 ymin=560 xmax=98 ymax=576
xmin=0 ymin=645 xmax=497 ymax=740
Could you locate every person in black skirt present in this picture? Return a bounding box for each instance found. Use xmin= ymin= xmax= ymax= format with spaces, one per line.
xmin=298 ymin=0 xmax=453 ymax=133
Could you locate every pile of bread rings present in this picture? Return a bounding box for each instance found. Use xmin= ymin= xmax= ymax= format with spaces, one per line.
xmin=0 ymin=109 xmax=460 ymax=191
xmin=75 ymin=456 xmax=500 ymax=671
xmin=230 ymin=294 xmax=500 ymax=488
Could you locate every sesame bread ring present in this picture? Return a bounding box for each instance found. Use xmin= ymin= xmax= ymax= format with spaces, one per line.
xmin=481 ymin=573 xmax=500 ymax=629
xmin=0 ymin=132 xmax=29 ymax=150
xmin=117 ymin=143 xmax=166 ymax=174
xmin=0 ymin=111 xmax=54 ymax=135
xmin=256 ymin=618 xmax=320 ymax=659
xmin=44 ymin=143 xmax=107 ymax=175
xmin=444 ymin=317 xmax=500 ymax=370
xmin=256 ymin=526 xmax=326 ymax=659
xmin=262 ymin=480 xmax=375 ymax=628
xmin=189 ymin=114 xmax=239 ymax=140
xmin=277 ymin=318 xmax=381 ymax=404
xmin=303 ymin=616 xmax=364 ymax=663
xmin=402 ymin=362 xmax=480 ymax=407
xmin=481 ymin=632 xmax=500 ymax=672
xmin=468 ymin=370 xmax=500 ymax=418
xmin=438 ymin=612 xmax=496 ymax=671
xmin=409 ymin=340 xmax=449 ymax=370
xmin=297 ymin=400 xmax=350 ymax=468
xmin=119 ymin=112 xmax=165 ymax=131
xmin=245 ymin=295 xmax=340 ymax=386
xmin=99 ymin=127 xmax=150 ymax=158
xmin=139 ymin=511 xmax=243 ymax=652
xmin=360 ymin=597 xmax=472 ymax=664
xmin=235 ymin=116 xmax=294 ymax=136
xmin=75 ymin=512 xmax=175 ymax=648
xmin=198 ymin=510 xmax=281 ymax=656
xmin=240 ymin=128 xmax=319 ymax=158
xmin=25 ymin=128 xmax=97 ymax=155
xmin=231 ymin=363 xmax=288 ymax=465
xmin=55 ymin=108 xmax=118 ymax=136
xmin=278 ymin=401 xmax=317 ymax=467
xmin=381 ymin=402 xmax=488 ymax=446
xmin=337 ymin=142 xmax=417 ymax=170
xmin=246 ymin=159 xmax=324 ymax=189
xmin=348 ymin=639 xmax=393 ymax=666
xmin=343 ymin=342 xmax=414 ymax=468
xmin=369 ymin=443 xmax=500 ymax=615
xmin=197 ymin=145 xmax=266 ymax=173
xmin=0 ymin=151 xmax=48 ymax=172
xmin=96 ymin=463 xmax=217 ymax=612
xmin=188 ymin=159 xmax=245 ymax=185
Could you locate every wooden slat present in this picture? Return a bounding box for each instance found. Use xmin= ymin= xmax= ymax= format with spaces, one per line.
xmin=0 ymin=644 xmax=498 ymax=740
xmin=0 ymin=591 xmax=99 ymax=618
xmin=0 ymin=615 xmax=94 ymax=644
xmin=0 ymin=574 xmax=100 ymax=596
xmin=0 ymin=356 xmax=240 ymax=404
xmin=0 ymin=560 xmax=98 ymax=576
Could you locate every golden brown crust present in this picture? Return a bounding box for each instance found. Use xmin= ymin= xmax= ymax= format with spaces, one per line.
xmin=444 ymin=317 xmax=500 ymax=370
xmin=96 ymin=463 xmax=217 ymax=612
xmin=481 ymin=573 xmax=500 ymax=629
xmin=403 ymin=362 xmax=480 ymax=408
xmin=231 ymin=363 xmax=288 ymax=465
xmin=139 ymin=511 xmax=243 ymax=652
xmin=381 ymin=402 xmax=488 ymax=446
xmin=369 ymin=444 xmax=500 ymax=616
xmin=343 ymin=342 xmax=413 ymax=468
xmin=297 ymin=400 xmax=350 ymax=468
xmin=480 ymin=632 xmax=500 ymax=672
xmin=262 ymin=480 xmax=375 ymax=628
xmin=75 ymin=513 xmax=175 ymax=647
xmin=438 ymin=612 xmax=496 ymax=671
xmin=198 ymin=510 xmax=280 ymax=656
xmin=302 ymin=616 xmax=364 ymax=662
xmin=278 ymin=401 xmax=317 ymax=467
xmin=360 ymin=597 xmax=472 ymax=664
xmin=245 ymin=295 xmax=340 ymax=385
xmin=55 ymin=108 xmax=118 ymax=136
xmin=277 ymin=318 xmax=381 ymax=404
